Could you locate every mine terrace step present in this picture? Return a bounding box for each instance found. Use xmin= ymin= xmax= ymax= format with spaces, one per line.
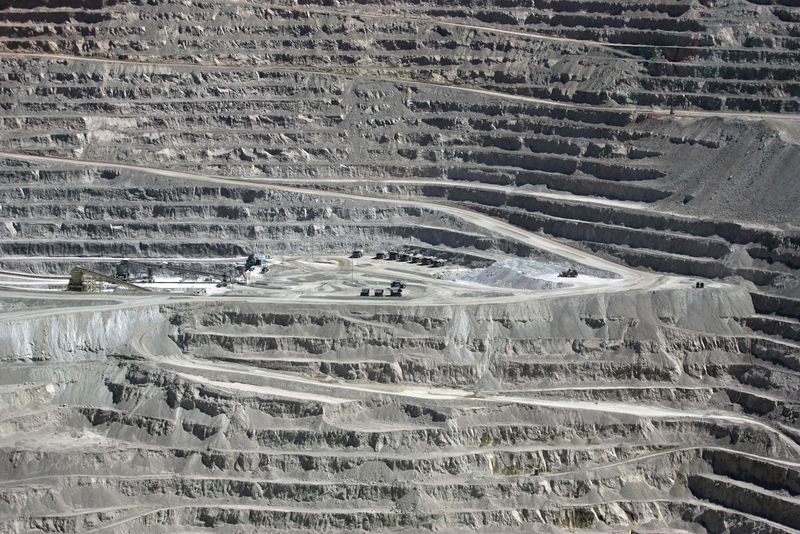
xmin=688 ymin=472 xmax=800 ymax=529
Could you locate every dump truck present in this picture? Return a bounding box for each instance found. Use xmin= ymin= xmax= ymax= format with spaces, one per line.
xmin=115 ymin=261 xmax=131 ymax=280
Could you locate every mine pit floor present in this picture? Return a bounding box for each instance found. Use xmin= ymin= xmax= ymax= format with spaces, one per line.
xmin=0 ymin=254 xmax=707 ymax=306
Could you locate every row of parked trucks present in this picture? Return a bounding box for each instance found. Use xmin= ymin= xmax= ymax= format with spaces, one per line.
xmin=354 ymin=250 xmax=447 ymax=267
xmin=360 ymin=280 xmax=405 ymax=298
xmin=350 ymin=250 xmax=448 ymax=298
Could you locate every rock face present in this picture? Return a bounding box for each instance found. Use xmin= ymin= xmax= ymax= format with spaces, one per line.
xmin=0 ymin=1 xmax=799 ymax=533
xmin=5 ymin=286 xmax=800 ymax=533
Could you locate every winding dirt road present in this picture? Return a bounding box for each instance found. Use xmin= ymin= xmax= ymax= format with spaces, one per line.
xmin=0 ymin=149 xmax=677 ymax=312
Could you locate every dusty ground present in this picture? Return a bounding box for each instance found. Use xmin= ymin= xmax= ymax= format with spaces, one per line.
xmin=0 ymin=1 xmax=799 ymax=533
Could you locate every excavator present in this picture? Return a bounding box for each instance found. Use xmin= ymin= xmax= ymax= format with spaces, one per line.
xmin=558 ymin=268 xmax=579 ymax=278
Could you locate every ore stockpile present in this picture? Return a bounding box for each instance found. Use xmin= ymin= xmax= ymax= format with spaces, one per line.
xmin=0 ymin=1 xmax=799 ymax=533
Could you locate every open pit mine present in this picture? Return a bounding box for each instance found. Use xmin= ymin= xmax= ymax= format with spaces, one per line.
xmin=1 ymin=1 xmax=800 ymax=533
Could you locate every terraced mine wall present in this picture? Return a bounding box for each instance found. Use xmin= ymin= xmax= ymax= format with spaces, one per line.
xmin=316 ymin=180 xmax=800 ymax=292
xmin=1 ymin=46 xmax=798 ymax=293
xmin=169 ymin=284 xmax=758 ymax=388
xmin=5 ymin=283 xmax=800 ymax=532
xmin=1 ymin=34 xmax=799 ymax=224
xmin=0 ymin=305 xmax=164 ymax=362
xmin=0 ymin=161 xmax=541 ymax=272
xmin=2 ymin=0 xmax=799 ymax=113
xmin=1 ymin=0 xmax=799 ymax=532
